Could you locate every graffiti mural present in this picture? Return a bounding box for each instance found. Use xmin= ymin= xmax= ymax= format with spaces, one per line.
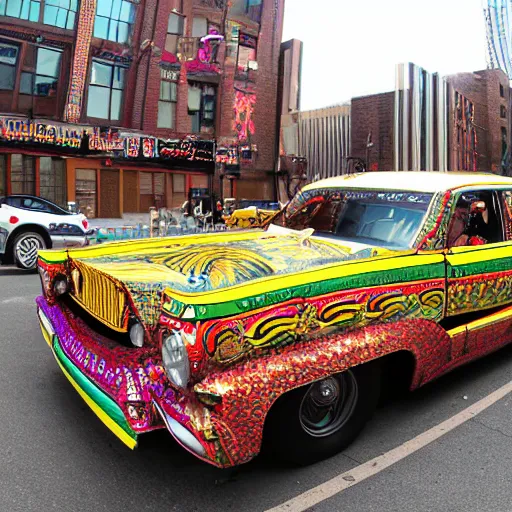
xmin=233 ymin=89 xmax=256 ymax=142
xmin=454 ymin=92 xmax=478 ymax=172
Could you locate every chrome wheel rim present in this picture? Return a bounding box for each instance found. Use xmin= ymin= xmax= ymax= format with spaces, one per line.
xmin=16 ymin=235 xmax=43 ymax=269
xmin=299 ymin=372 xmax=358 ymax=438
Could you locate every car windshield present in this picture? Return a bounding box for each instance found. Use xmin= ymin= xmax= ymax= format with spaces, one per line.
xmin=270 ymin=188 xmax=434 ymax=249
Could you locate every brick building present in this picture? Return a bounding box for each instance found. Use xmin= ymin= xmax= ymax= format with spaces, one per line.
xmin=350 ymin=92 xmax=394 ymax=172
xmin=445 ymin=69 xmax=511 ymax=174
xmin=0 ymin=0 xmax=283 ymax=218
xmin=349 ymin=64 xmax=511 ymax=174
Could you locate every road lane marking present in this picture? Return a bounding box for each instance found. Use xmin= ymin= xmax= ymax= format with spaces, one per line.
xmin=0 ymin=296 xmax=33 ymax=304
xmin=265 ymin=379 xmax=512 ymax=512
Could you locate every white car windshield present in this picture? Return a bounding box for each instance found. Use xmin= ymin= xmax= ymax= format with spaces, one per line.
xmin=270 ymin=188 xmax=434 ymax=249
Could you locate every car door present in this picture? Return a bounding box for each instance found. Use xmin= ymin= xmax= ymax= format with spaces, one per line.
xmin=445 ymin=187 xmax=512 ymax=360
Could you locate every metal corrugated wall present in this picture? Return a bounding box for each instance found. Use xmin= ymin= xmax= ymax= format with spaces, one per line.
xmin=299 ymin=108 xmax=351 ymax=181
xmin=394 ymin=63 xmax=449 ymax=171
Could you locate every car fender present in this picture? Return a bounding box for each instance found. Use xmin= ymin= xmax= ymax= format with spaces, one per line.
xmin=194 ymin=318 xmax=452 ymax=466
xmin=5 ymin=222 xmax=52 ymax=249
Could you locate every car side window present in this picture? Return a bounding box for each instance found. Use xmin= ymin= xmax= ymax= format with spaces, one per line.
xmin=446 ymin=190 xmax=504 ymax=248
xmin=22 ymin=198 xmax=48 ymax=211
xmin=6 ymin=197 xmax=21 ymax=208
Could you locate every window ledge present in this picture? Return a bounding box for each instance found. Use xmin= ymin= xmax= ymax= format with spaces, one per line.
xmin=0 ymin=17 xmax=76 ymax=39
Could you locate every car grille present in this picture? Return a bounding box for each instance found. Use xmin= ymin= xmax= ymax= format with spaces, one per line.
xmin=70 ymin=261 xmax=128 ymax=332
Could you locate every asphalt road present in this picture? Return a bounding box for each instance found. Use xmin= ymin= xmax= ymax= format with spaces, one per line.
xmin=1 ymin=266 xmax=512 ymax=512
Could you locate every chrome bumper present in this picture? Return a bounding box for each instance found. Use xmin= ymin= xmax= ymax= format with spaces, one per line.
xmin=50 ymin=235 xmax=89 ymax=249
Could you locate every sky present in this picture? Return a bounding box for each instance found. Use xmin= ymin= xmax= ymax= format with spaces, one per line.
xmin=282 ymin=0 xmax=489 ymax=111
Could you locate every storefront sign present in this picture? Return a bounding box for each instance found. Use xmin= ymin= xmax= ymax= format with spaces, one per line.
xmin=216 ymin=145 xmax=239 ymax=165
xmin=88 ymin=127 xmax=124 ymax=152
xmin=0 ymin=116 xmax=215 ymax=167
xmin=0 ymin=117 xmax=86 ymax=148
xmin=34 ymin=123 xmax=84 ymax=148
xmin=0 ymin=118 xmax=32 ymax=142
xmin=160 ymin=68 xmax=180 ymax=81
xmin=158 ymin=139 xmax=215 ymax=162
xmin=124 ymin=137 xmax=140 ymax=158
xmin=142 ymin=137 xmax=157 ymax=158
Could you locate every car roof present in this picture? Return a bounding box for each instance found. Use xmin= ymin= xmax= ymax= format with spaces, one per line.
xmin=303 ymin=171 xmax=512 ymax=194
xmin=7 ymin=194 xmax=47 ymax=199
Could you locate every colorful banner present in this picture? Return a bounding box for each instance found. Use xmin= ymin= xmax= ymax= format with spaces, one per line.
xmin=0 ymin=117 xmax=215 ymax=165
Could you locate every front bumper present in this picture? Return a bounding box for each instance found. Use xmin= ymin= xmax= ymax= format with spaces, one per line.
xmin=50 ymin=234 xmax=89 ymax=249
xmin=37 ymin=303 xmax=138 ymax=449
xmin=36 ymin=296 xmax=232 ymax=467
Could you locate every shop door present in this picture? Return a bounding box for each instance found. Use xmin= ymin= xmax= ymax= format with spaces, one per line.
xmin=100 ymin=169 xmax=120 ymax=218
xmin=171 ymin=173 xmax=186 ymax=208
xmin=76 ymin=169 xmax=97 ymax=218
xmin=123 ymin=170 xmax=138 ymax=213
xmin=140 ymin=172 xmax=166 ymax=212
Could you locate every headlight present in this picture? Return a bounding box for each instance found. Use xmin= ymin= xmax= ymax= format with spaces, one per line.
xmin=129 ymin=322 xmax=145 ymax=348
xmin=53 ymin=276 xmax=68 ymax=296
xmin=162 ymin=331 xmax=190 ymax=388
xmin=39 ymin=267 xmax=50 ymax=292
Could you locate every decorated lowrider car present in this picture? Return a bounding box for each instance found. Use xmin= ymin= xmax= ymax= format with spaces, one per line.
xmin=36 ymin=171 xmax=512 ymax=468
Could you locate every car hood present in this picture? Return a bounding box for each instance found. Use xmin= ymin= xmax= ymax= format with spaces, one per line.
xmin=69 ymin=228 xmax=393 ymax=326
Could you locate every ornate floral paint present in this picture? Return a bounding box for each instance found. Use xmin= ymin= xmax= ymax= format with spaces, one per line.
xmin=189 ymin=281 xmax=445 ymax=369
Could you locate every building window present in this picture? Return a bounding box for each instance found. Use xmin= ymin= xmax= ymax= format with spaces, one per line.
xmin=0 ymin=155 xmax=6 ymax=196
xmin=500 ymin=84 xmax=505 ymax=98
xmin=0 ymin=0 xmax=41 ymax=22
xmin=10 ymin=155 xmax=35 ymax=195
xmin=188 ymin=83 xmax=216 ymax=134
xmin=93 ymin=0 xmax=136 ymax=44
xmin=39 ymin=157 xmax=66 ymax=206
xmin=158 ymin=80 xmax=177 ymax=129
xmin=236 ymin=34 xmax=257 ymax=78
xmin=0 ymin=0 xmax=77 ymax=28
xmin=87 ymin=60 xmax=126 ymax=121
xmin=43 ymin=0 xmax=77 ymax=29
xmin=0 ymin=42 xmax=19 ymax=91
xmin=229 ymin=0 xmax=262 ymax=23
xmin=501 ymin=105 xmax=507 ymax=119
xmin=192 ymin=16 xmax=207 ymax=37
xmin=502 ymin=127 xmax=508 ymax=160
xmin=165 ymin=12 xmax=184 ymax=55
xmin=20 ymin=47 xmax=62 ymax=97
xmin=245 ymin=0 xmax=262 ymax=22
xmin=75 ymin=169 xmax=97 ymax=218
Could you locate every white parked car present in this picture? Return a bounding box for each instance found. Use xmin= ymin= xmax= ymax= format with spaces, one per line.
xmin=0 ymin=195 xmax=90 ymax=270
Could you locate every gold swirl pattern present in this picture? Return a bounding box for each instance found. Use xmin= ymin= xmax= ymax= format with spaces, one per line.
xmin=201 ymin=285 xmax=446 ymax=364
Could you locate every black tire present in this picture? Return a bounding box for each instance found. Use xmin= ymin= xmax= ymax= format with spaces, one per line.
xmin=265 ymin=361 xmax=381 ymax=465
xmin=13 ymin=231 xmax=46 ymax=270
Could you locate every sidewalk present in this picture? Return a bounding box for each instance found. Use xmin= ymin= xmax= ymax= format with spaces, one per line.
xmin=87 ymin=210 xmax=226 ymax=244
xmin=88 ymin=213 xmax=154 ymax=228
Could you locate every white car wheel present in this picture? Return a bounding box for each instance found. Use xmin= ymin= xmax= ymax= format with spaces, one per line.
xmin=13 ymin=232 xmax=46 ymax=270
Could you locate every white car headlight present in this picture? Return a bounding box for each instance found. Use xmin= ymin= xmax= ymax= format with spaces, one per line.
xmin=162 ymin=331 xmax=190 ymax=388
xmin=129 ymin=322 xmax=145 ymax=348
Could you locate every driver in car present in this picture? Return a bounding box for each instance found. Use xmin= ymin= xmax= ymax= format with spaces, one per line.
xmin=447 ymin=199 xmax=489 ymax=247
